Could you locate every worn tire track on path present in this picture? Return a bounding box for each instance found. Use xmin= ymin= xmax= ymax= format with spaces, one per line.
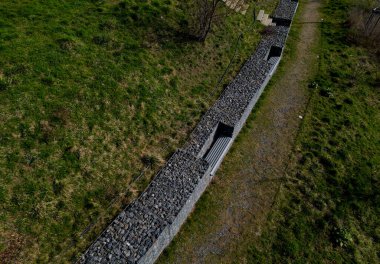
xmin=158 ymin=0 xmax=321 ymax=263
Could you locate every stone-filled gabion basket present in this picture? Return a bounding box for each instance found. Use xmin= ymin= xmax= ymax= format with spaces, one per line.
xmin=79 ymin=1 xmax=298 ymax=263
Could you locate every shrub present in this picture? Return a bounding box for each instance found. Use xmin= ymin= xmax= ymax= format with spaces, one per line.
xmin=0 ymin=79 xmax=7 ymax=91
xmin=347 ymin=1 xmax=380 ymax=57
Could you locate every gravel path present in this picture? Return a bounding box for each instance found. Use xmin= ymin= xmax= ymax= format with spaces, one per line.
xmin=158 ymin=0 xmax=321 ymax=263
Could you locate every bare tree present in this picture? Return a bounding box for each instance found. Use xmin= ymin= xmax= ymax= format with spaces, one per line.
xmin=187 ymin=0 xmax=249 ymax=42
xmin=194 ymin=0 xmax=222 ymax=42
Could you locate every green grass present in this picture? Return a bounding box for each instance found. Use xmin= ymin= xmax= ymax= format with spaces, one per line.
xmin=247 ymin=0 xmax=380 ymax=263
xmin=0 ymin=0 xmax=279 ymax=262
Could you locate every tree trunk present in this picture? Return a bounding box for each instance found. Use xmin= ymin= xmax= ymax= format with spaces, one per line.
xmin=197 ymin=0 xmax=221 ymax=42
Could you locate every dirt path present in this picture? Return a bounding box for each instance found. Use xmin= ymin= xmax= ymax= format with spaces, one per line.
xmin=158 ymin=1 xmax=321 ymax=263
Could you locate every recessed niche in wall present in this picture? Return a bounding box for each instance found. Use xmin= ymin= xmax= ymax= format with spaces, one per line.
xmin=203 ymin=122 xmax=234 ymax=174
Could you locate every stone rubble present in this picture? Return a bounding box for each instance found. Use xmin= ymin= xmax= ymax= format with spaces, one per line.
xmin=273 ymin=0 xmax=299 ymax=21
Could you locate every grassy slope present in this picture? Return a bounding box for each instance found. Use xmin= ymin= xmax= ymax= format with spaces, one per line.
xmin=0 ymin=0 xmax=278 ymax=262
xmin=248 ymin=0 xmax=380 ymax=263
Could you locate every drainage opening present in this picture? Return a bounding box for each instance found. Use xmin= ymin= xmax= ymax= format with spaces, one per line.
xmin=267 ymin=46 xmax=283 ymax=61
xmin=266 ymin=45 xmax=283 ymax=70
xmin=203 ymin=123 xmax=233 ymax=173
xmin=272 ymin=18 xmax=292 ymax=27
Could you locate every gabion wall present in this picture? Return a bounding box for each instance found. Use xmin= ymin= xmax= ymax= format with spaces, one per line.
xmin=79 ymin=1 xmax=298 ymax=263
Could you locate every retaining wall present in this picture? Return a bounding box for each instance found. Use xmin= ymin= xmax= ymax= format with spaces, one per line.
xmin=79 ymin=1 xmax=298 ymax=263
